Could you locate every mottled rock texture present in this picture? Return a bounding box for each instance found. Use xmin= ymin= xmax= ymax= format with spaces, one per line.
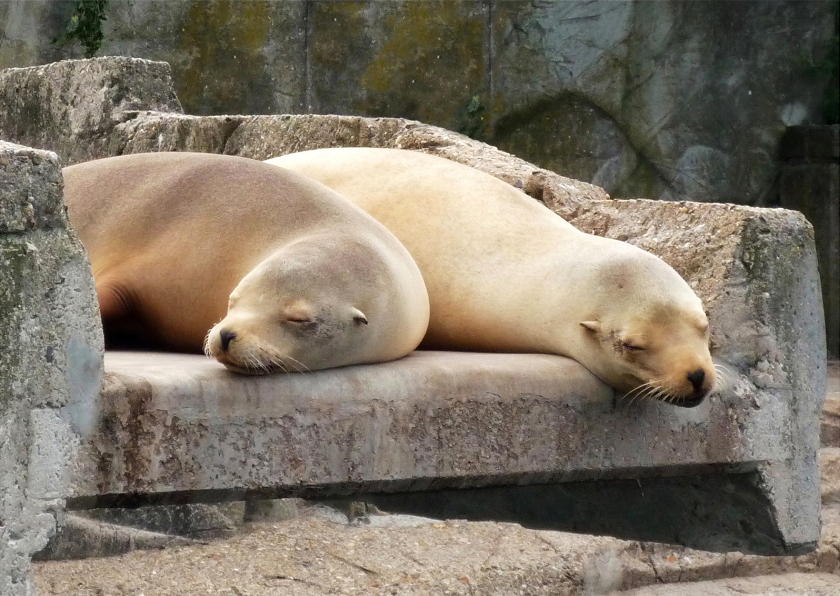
xmin=29 ymin=446 xmax=840 ymax=596
xmin=0 ymin=56 xmax=181 ymax=164
xmin=0 ymin=141 xmax=102 ymax=596
xmin=1 ymin=0 xmax=836 ymax=206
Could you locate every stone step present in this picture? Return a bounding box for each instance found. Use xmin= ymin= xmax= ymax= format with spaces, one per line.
xmin=35 ymin=350 xmax=823 ymax=554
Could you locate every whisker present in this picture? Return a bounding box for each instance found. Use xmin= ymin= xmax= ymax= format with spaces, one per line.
xmin=203 ymin=329 xmax=213 ymax=358
xmin=647 ymin=386 xmax=667 ymax=403
xmin=273 ymin=354 xmax=304 ymax=374
xmin=624 ymin=381 xmax=655 ymax=406
xmin=282 ymin=354 xmax=311 ymax=374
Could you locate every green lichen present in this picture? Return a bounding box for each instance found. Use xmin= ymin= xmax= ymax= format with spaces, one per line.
xmin=455 ymin=94 xmax=489 ymax=141
xmin=357 ymin=1 xmax=487 ymax=128
xmin=177 ymin=1 xmax=271 ymax=115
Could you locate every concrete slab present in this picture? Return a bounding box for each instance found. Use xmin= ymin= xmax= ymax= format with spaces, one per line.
xmin=56 ymin=350 xmax=812 ymax=554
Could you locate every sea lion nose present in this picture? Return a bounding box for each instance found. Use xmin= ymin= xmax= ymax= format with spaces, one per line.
xmin=687 ymin=368 xmax=706 ymax=391
xmin=219 ymin=329 xmax=237 ymax=351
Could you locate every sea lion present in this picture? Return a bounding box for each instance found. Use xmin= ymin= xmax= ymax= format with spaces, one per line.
xmin=63 ymin=152 xmax=429 ymax=374
xmin=267 ymin=148 xmax=716 ymax=406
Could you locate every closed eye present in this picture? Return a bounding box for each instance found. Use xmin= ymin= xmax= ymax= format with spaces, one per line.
xmin=286 ymin=316 xmax=314 ymax=324
xmin=622 ymin=343 xmax=645 ymax=352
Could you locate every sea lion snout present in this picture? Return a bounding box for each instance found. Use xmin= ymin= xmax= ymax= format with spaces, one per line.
xmin=219 ymin=329 xmax=237 ymax=352
xmin=687 ymin=368 xmax=705 ymax=392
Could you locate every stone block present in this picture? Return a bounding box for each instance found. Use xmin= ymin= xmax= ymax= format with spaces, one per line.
xmin=107 ymin=111 xmax=610 ymax=205
xmin=0 ymin=141 xmax=102 ymax=595
xmin=0 ymin=57 xmax=181 ymax=165
xmin=27 ymin=105 xmax=824 ymax=553
xmin=0 ymin=56 xmax=827 ymax=565
xmin=64 ymin=319 xmax=823 ymax=555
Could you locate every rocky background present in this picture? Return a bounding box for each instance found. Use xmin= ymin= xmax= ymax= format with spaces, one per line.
xmin=0 ymin=0 xmax=836 ymax=204
xmin=1 ymin=0 xmax=838 ymax=355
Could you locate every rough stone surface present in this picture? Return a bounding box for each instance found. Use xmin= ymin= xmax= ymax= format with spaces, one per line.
xmin=306 ymin=1 xmax=488 ymax=129
xmin=109 ymin=111 xmax=610 ymax=205
xmin=2 ymin=1 xmax=835 ymax=206
xmin=8 ymin=90 xmax=820 ymax=555
xmin=32 ymin=515 xmax=200 ymax=562
xmin=0 ymin=141 xmax=103 ymax=596
xmin=556 ymin=198 xmax=827 ymax=553
xmin=0 ymin=57 xmax=181 ymax=164
xmin=779 ymin=125 xmax=839 ymax=358
xmin=489 ymin=1 xmax=837 ymax=204
xmin=612 ymin=573 xmax=840 ymax=596
xmin=0 ymin=54 xmax=829 ymax=586
xmin=29 ymin=449 xmax=840 ymax=596
xmin=60 ymin=337 xmax=823 ymax=554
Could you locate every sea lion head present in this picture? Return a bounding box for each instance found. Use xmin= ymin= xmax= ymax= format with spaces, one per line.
xmin=205 ymin=236 xmax=386 ymax=374
xmin=578 ymin=252 xmax=717 ymax=408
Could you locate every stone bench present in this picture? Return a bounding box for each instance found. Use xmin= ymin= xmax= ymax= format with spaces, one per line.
xmin=0 ymin=58 xmax=828 ymax=595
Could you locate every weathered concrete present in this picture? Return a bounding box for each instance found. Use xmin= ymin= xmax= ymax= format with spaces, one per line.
xmin=108 ymin=111 xmax=610 ymax=205
xmin=0 ymin=55 xmax=828 ymax=582
xmin=102 ymin=107 xmax=828 ymax=553
xmin=612 ymin=573 xmax=840 ymax=596
xmin=0 ymin=57 xmax=181 ymax=164
xmin=0 ymin=141 xmax=103 ymax=596
xmin=29 ymin=446 xmax=840 ymax=595
xmin=0 ymin=74 xmax=821 ymax=553
xmin=56 ymin=336 xmax=822 ymax=555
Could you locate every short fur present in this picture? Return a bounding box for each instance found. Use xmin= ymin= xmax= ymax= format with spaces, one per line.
xmin=267 ymin=148 xmax=715 ymax=405
xmin=63 ymin=152 xmax=429 ymax=373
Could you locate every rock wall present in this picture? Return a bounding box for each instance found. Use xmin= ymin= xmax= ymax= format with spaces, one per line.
xmin=780 ymin=125 xmax=840 ymax=358
xmin=0 ymin=141 xmax=103 ymax=596
xmin=0 ymin=0 xmax=836 ymax=206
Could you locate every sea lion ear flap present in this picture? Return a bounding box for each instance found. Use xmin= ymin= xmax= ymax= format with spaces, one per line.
xmin=580 ymin=320 xmax=601 ymax=334
xmin=351 ymin=307 xmax=368 ymax=325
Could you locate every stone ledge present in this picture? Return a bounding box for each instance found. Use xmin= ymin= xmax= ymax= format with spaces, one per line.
xmin=109 ymin=111 xmax=610 ymax=206
xmin=52 ymin=350 xmax=811 ymax=554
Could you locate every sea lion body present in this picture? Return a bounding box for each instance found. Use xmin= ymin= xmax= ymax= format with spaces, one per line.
xmin=63 ymin=152 xmax=429 ymax=373
xmin=267 ymin=148 xmax=715 ymax=405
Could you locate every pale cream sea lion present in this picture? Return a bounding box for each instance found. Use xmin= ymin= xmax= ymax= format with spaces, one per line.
xmin=63 ymin=152 xmax=429 ymax=374
xmin=267 ymin=148 xmax=716 ymax=406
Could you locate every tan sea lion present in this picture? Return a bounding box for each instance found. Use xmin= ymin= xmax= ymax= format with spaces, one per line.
xmin=62 ymin=152 xmax=429 ymax=374
xmin=267 ymin=148 xmax=716 ymax=406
